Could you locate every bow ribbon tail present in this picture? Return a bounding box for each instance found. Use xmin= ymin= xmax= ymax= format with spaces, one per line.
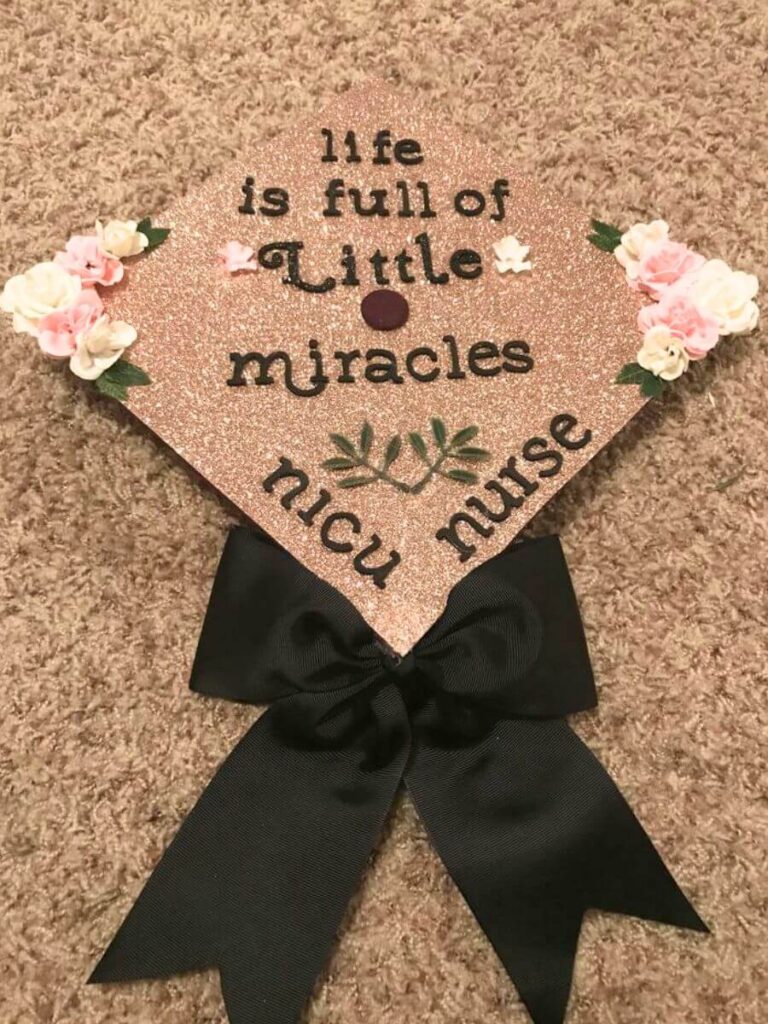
xmin=406 ymin=716 xmax=707 ymax=1024
xmin=90 ymin=689 xmax=410 ymax=1024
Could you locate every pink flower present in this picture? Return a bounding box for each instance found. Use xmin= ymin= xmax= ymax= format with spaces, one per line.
xmin=638 ymin=287 xmax=720 ymax=360
xmin=54 ymin=235 xmax=124 ymax=287
xmin=35 ymin=288 xmax=104 ymax=357
xmin=632 ymin=240 xmax=705 ymax=300
xmin=218 ymin=241 xmax=257 ymax=273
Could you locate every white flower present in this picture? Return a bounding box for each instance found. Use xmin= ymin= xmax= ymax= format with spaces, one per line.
xmin=69 ymin=315 xmax=137 ymax=380
xmin=684 ymin=258 xmax=759 ymax=336
xmin=0 ymin=261 xmax=82 ymax=335
xmin=637 ymin=324 xmax=690 ymax=381
xmin=493 ymin=236 xmax=532 ymax=274
xmin=614 ymin=219 xmax=669 ymax=280
xmin=96 ymin=219 xmax=149 ymax=259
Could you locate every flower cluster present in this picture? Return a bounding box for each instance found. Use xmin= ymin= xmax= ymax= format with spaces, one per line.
xmin=589 ymin=218 xmax=759 ymax=397
xmin=1 ymin=217 xmax=169 ymax=399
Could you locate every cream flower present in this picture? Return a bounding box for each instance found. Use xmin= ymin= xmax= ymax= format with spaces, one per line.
xmin=0 ymin=261 xmax=82 ymax=335
xmin=493 ymin=236 xmax=532 ymax=274
xmin=69 ymin=315 xmax=137 ymax=380
xmin=684 ymin=258 xmax=759 ymax=336
xmin=96 ymin=219 xmax=149 ymax=259
xmin=637 ymin=324 xmax=690 ymax=381
xmin=614 ymin=219 xmax=669 ymax=280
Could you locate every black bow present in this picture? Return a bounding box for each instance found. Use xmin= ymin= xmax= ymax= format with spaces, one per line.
xmin=90 ymin=528 xmax=706 ymax=1024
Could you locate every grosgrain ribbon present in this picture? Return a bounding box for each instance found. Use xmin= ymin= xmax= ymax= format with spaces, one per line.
xmin=90 ymin=527 xmax=706 ymax=1024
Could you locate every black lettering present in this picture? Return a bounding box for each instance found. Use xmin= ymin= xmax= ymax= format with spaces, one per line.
xmin=450 ymin=249 xmax=483 ymax=280
xmin=521 ymin=438 xmax=563 ymax=478
xmin=499 ymin=456 xmax=538 ymax=496
xmin=259 ymin=187 xmax=289 ymax=217
xmin=320 ymin=512 xmax=361 ymax=553
xmin=353 ymin=535 xmax=402 ymax=589
xmin=501 ymin=340 xmax=534 ymax=373
xmin=258 ymin=241 xmax=335 ymax=294
xmin=334 ymin=349 xmax=362 ymax=383
xmin=550 ymin=414 xmax=592 ymax=450
xmin=297 ymin=489 xmax=332 ymax=526
xmin=454 ymin=188 xmax=485 ymax=217
xmin=465 ymin=480 xmax=524 ymax=522
xmin=262 ymin=457 xmax=310 ymax=510
xmin=467 ymin=341 xmax=501 ymax=377
xmin=365 ymin=349 xmax=404 ymax=384
xmin=435 ymin=513 xmax=494 ymax=561
xmin=405 ymin=347 xmax=439 ymax=382
xmin=393 ymin=138 xmax=423 ymax=165
xmin=238 ymin=175 xmax=255 ymax=215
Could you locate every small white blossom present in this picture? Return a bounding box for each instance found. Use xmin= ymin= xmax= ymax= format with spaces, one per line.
xmin=684 ymin=258 xmax=759 ymax=336
xmin=637 ymin=324 xmax=690 ymax=381
xmin=69 ymin=315 xmax=137 ymax=380
xmin=96 ymin=219 xmax=149 ymax=259
xmin=614 ymin=220 xmax=669 ymax=280
xmin=1 ymin=261 xmax=82 ymax=335
xmin=493 ymin=236 xmax=532 ymax=274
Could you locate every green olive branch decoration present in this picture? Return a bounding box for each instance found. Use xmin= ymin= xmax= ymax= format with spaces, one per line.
xmin=321 ymin=419 xmax=490 ymax=495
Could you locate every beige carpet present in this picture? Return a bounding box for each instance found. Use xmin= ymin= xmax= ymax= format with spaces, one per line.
xmin=1 ymin=2 xmax=766 ymax=1022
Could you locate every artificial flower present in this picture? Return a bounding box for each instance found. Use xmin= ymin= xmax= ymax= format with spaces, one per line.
xmin=614 ymin=219 xmax=669 ymax=280
xmin=632 ymin=240 xmax=704 ymax=300
xmin=36 ymin=288 xmax=104 ymax=357
xmin=492 ymin=236 xmax=532 ymax=274
xmin=0 ymin=261 xmax=82 ymax=335
xmin=638 ymin=287 xmax=720 ymax=360
xmin=69 ymin=315 xmax=136 ymax=380
xmin=683 ymin=258 xmax=759 ymax=336
xmin=218 ymin=241 xmax=258 ymax=273
xmin=96 ymin=219 xmax=148 ymax=259
xmin=54 ymin=235 xmax=124 ymax=287
xmin=637 ymin=324 xmax=690 ymax=380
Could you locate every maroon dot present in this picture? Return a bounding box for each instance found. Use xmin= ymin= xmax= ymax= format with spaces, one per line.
xmin=360 ymin=289 xmax=409 ymax=331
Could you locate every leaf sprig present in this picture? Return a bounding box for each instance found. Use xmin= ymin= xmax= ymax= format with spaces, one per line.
xmin=587 ymin=218 xmax=622 ymax=252
xmin=615 ymin=361 xmax=665 ymax=399
xmin=321 ymin=419 xmax=491 ymax=494
xmin=94 ymin=359 xmax=152 ymax=401
xmin=137 ymin=217 xmax=171 ymax=252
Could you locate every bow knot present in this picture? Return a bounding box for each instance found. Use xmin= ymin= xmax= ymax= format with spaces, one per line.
xmin=381 ymin=649 xmax=416 ymax=678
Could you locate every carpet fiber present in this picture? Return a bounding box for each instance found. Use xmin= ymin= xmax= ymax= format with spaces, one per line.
xmin=1 ymin=2 xmax=766 ymax=1022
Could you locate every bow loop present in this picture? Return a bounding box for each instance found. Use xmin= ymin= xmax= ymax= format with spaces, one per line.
xmin=190 ymin=529 xmax=378 ymax=706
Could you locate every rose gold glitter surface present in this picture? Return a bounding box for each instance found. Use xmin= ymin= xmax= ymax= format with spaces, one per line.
xmin=104 ymin=81 xmax=646 ymax=654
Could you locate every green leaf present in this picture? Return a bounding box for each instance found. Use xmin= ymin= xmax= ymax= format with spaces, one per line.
xmin=615 ymin=361 xmax=666 ymax=399
xmin=408 ymin=432 xmax=429 ymax=462
xmin=329 ymin=433 xmax=358 ymax=458
xmin=430 ymin=417 xmax=447 ymax=449
xmin=454 ymin=446 xmax=491 ymax=462
xmin=359 ymin=421 xmax=373 ymax=456
xmin=137 ymin=216 xmax=171 ymax=251
xmin=590 ymin=218 xmax=622 ymax=241
xmin=383 ymin=435 xmax=402 ymax=469
xmin=444 ymin=468 xmax=479 ymax=484
xmin=321 ymin=457 xmax=357 ymax=471
xmin=94 ymin=376 xmax=128 ymax=401
xmin=449 ymin=425 xmax=479 ymax=447
xmin=587 ymin=232 xmax=621 ymax=253
xmin=640 ymin=373 xmax=666 ymax=399
xmin=337 ymin=475 xmax=376 ymax=489
xmin=101 ymin=359 xmax=151 ymax=387
xmin=614 ymin=362 xmax=647 ymax=385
